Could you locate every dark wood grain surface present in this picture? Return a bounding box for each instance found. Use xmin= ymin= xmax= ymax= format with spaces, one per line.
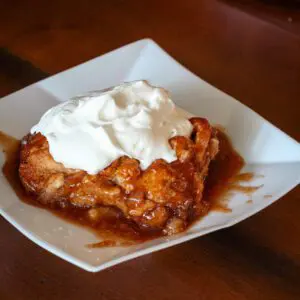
xmin=1 ymin=1 xmax=300 ymax=299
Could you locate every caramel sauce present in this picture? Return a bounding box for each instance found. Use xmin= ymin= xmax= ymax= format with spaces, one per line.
xmin=232 ymin=172 xmax=255 ymax=182
xmin=0 ymin=129 xmax=261 ymax=246
xmin=202 ymin=131 xmax=262 ymax=212
xmin=0 ymin=132 xmax=22 ymax=197
xmin=87 ymin=240 xmax=135 ymax=248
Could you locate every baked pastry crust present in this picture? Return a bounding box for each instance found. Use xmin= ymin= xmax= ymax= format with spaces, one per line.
xmin=19 ymin=117 xmax=218 ymax=234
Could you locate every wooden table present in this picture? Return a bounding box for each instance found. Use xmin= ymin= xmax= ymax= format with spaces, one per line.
xmin=1 ymin=1 xmax=300 ymax=299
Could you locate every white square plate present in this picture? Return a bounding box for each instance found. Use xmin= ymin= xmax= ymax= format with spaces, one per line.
xmin=1 ymin=39 xmax=300 ymax=272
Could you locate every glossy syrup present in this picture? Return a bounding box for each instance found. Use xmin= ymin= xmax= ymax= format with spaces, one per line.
xmin=0 ymin=130 xmax=260 ymax=246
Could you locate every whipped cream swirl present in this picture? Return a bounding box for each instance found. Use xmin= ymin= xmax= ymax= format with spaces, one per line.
xmin=31 ymin=81 xmax=192 ymax=174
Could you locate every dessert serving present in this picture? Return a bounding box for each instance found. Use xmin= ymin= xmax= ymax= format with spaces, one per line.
xmin=19 ymin=80 xmax=220 ymax=237
xmin=1 ymin=40 xmax=296 ymax=271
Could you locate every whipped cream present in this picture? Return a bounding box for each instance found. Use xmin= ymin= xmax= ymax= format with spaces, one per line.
xmin=31 ymin=81 xmax=193 ymax=174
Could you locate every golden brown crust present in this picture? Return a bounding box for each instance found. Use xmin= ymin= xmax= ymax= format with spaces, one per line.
xmin=19 ymin=118 xmax=219 ymax=234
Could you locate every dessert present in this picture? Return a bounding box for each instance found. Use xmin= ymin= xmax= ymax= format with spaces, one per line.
xmin=19 ymin=81 xmax=219 ymax=235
